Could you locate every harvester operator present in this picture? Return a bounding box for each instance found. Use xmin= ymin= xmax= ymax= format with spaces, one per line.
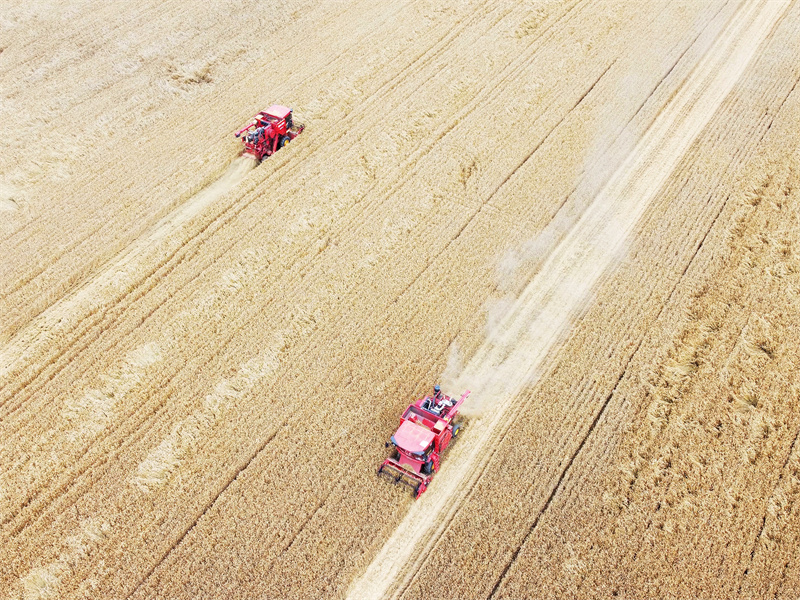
xmin=429 ymin=385 xmax=455 ymax=415
xmin=247 ymin=126 xmax=267 ymax=144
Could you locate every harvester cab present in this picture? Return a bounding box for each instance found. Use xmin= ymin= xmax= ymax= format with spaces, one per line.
xmin=378 ymin=386 xmax=469 ymax=498
xmin=235 ymin=104 xmax=304 ymax=161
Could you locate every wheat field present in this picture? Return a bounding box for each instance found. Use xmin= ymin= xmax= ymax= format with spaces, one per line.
xmin=2 ymin=1 xmax=799 ymax=598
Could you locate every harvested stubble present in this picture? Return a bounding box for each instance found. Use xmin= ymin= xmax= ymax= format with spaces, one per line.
xmin=1 ymin=0 xmax=799 ymax=599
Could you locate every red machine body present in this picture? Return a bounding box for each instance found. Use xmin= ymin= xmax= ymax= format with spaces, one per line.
xmin=378 ymin=386 xmax=470 ymax=498
xmin=234 ymin=105 xmax=304 ymax=160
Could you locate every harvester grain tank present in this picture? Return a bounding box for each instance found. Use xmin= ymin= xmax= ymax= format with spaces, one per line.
xmin=378 ymin=385 xmax=469 ymax=498
xmin=235 ymin=105 xmax=304 ymax=160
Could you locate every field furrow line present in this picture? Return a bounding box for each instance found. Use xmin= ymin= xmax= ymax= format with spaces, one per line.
xmin=487 ymin=335 xmax=643 ymax=598
xmin=0 ymin=156 xmax=256 ymax=397
xmin=737 ymin=422 xmax=800 ymax=594
xmin=124 ymin=424 xmax=285 ymax=599
xmin=389 ymin=60 xmax=616 ymax=305
xmin=347 ymin=2 xmax=789 ymax=597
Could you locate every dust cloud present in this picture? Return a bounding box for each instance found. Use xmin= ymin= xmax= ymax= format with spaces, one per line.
xmin=455 ymin=71 xmax=650 ymax=418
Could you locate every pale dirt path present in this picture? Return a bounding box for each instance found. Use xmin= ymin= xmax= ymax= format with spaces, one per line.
xmin=346 ymin=1 xmax=790 ymax=597
xmin=0 ymin=156 xmax=255 ymax=383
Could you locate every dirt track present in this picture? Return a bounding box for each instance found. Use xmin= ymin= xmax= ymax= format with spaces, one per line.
xmin=2 ymin=1 xmax=800 ymax=598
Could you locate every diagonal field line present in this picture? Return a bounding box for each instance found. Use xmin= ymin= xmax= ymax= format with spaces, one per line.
xmin=0 ymin=157 xmax=256 ymax=382
xmin=346 ymin=1 xmax=790 ymax=598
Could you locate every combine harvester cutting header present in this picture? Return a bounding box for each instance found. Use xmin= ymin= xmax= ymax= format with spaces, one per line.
xmin=235 ymin=105 xmax=304 ymax=161
xmin=379 ymin=385 xmax=469 ymax=498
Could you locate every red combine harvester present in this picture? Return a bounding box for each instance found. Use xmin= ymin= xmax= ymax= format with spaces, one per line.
xmin=378 ymin=385 xmax=470 ymax=498
xmin=235 ymin=105 xmax=304 ymax=161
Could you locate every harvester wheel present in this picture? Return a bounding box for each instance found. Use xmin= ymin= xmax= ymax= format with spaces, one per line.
xmin=452 ymin=424 xmax=462 ymax=438
xmin=422 ymin=460 xmax=433 ymax=475
xmin=279 ymin=136 xmax=289 ymax=149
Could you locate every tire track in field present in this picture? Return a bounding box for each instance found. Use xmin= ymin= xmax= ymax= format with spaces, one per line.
xmin=487 ymin=332 xmax=646 ymax=599
xmin=125 ymin=425 xmax=285 ymax=600
xmin=347 ymin=2 xmax=790 ymax=597
xmin=738 ymin=423 xmax=800 ymax=594
xmin=389 ymin=58 xmax=616 ymax=304
xmin=0 ymin=156 xmax=256 ymax=385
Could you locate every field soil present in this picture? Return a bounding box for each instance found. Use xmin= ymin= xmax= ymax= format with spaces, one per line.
xmin=2 ymin=1 xmax=799 ymax=599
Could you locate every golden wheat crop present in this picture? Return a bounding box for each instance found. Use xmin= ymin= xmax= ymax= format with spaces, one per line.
xmin=1 ymin=1 xmax=799 ymax=599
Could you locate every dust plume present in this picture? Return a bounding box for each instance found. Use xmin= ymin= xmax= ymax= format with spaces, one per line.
xmin=456 ymin=73 xmax=648 ymax=418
